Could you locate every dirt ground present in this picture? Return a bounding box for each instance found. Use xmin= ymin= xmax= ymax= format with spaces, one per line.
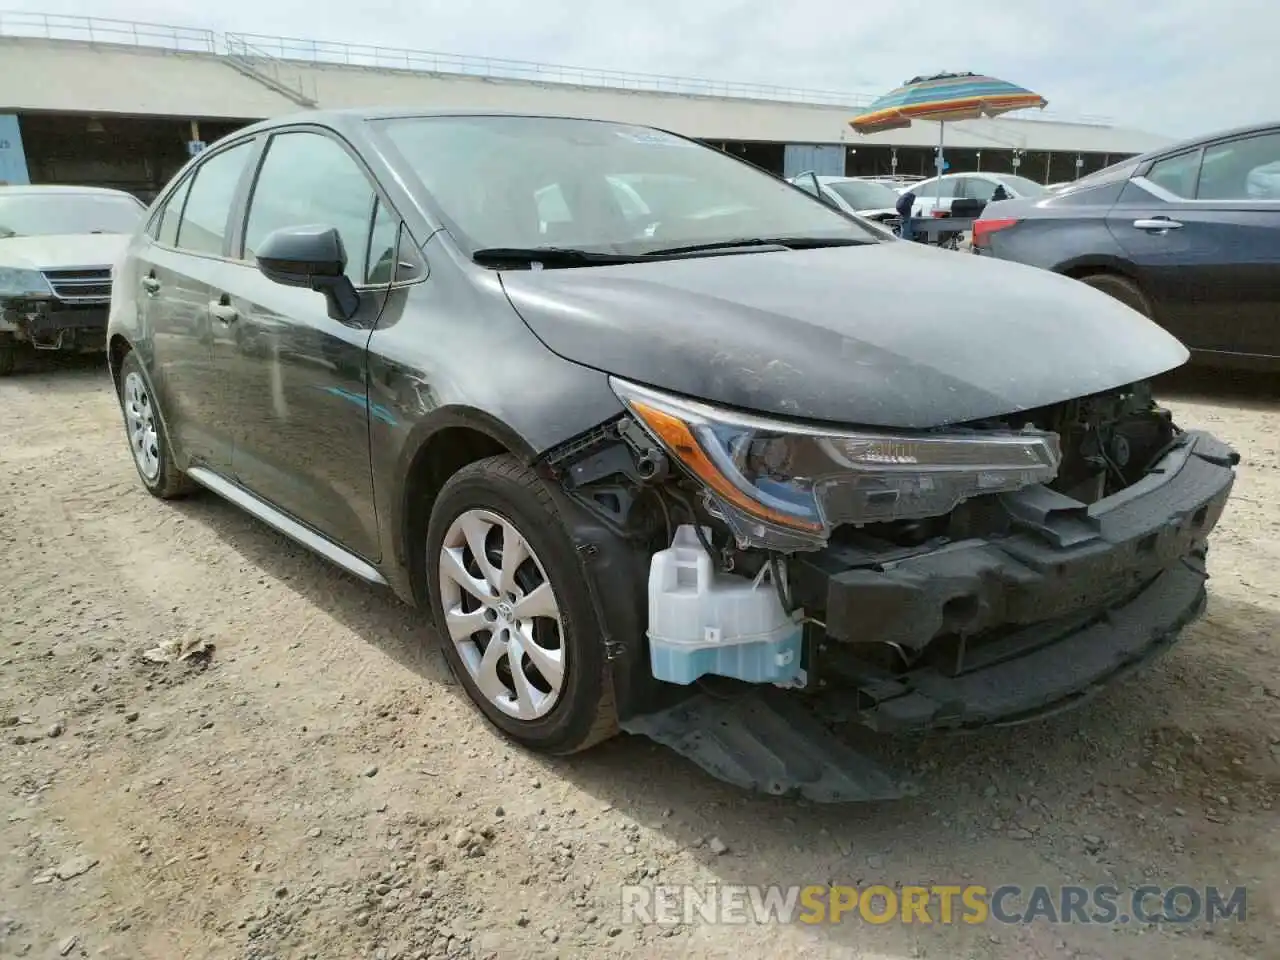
xmin=1 ymin=356 xmax=1278 ymax=960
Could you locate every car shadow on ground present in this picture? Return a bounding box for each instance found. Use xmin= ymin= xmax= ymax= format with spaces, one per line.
xmin=168 ymin=492 xmax=457 ymax=689
xmin=1155 ymin=365 xmax=1280 ymax=412
xmin=2 ymin=347 xmax=108 ymax=379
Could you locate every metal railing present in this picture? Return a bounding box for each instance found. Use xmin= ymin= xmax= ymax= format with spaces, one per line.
xmin=0 ymin=11 xmax=1114 ymax=125
xmin=224 ymin=31 xmax=881 ymax=108
xmin=0 ymin=11 xmax=214 ymax=52
xmin=224 ymin=33 xmax=318 ymax=107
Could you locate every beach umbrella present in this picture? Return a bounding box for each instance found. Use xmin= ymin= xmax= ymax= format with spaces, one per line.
xmin=850 ymin=72 xmax=1047 ymax=212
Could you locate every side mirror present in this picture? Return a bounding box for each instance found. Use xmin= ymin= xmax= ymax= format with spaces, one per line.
xmin=255 ymin=224 xmax=360 ymax=322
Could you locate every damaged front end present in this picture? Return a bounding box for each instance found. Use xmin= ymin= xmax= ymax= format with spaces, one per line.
xmin=537 ymin=378 xmax=1238 ymax=802
xmin=0 ymin=267 xmax=112 ymax=358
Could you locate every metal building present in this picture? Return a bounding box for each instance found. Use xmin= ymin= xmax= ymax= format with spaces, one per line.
xmin=0 ymin=13 xmax=1171 ymax=200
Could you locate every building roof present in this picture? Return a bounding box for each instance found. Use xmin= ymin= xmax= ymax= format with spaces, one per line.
xmin=0 ymin=18 xmax=1173 ymax=156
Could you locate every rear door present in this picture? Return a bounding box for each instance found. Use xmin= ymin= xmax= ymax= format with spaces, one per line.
xmin=1107 ymin=133 xmax=1280 ymax=357
xmin=218 ymin=127 xmax=399 ymax=561
xmin=1192 ymin=130 xmax=1280 ymax=359
xmin=135 ymin=138 xmax=259 ymax=469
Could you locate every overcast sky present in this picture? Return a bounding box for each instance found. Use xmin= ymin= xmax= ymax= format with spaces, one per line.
xmin=32 ymin=0 xmax=1279 ymax=137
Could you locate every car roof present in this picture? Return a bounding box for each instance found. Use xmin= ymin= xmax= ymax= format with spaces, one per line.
xmin=230 ymin=107 xmax=643 ymax=140
xmin=915 ymin=172 xmax=1006 ymax=183
xmin=1133 ymin=120 xmax=1279 ymax=163
xmin=0 ymin=184 xmax=137 ymax=198
xmin=816 ymin=176 xmax=900 ymax=184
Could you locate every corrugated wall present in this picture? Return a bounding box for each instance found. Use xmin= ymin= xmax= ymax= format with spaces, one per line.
xmin=783 ymin=144 xmax=846 ymax=178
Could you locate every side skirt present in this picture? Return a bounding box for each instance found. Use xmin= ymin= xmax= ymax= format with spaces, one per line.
xmin=186 ymin=465 xmax=388 ymax=586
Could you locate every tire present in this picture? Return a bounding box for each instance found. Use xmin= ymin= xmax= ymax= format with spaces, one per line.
xmin=116 ymin=351 xmax=196 ymax=499
xmin=425 ymin=454 xmax=618 ymax=755
xmin=0 ymin=336 xmax=15 ymax=377
xmin=1079 ymin=272 xmax=1153 ymax=318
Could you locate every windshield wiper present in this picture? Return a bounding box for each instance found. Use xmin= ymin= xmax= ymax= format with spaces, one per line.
xmin=645 ymin=236 xmax=874 ymax=256
xmin=471 ymin=247 xmax=652 ymax=268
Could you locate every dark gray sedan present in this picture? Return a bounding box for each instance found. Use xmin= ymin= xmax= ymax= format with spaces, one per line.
xmin=974 ymin=121 xmax=1280 ymax=369
xmin=106 ymin=109 xmax=1236 ymax=800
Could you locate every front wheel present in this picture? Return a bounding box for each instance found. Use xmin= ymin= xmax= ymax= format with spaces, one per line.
xmin=425 ymin=454 xmax=617 ymax=754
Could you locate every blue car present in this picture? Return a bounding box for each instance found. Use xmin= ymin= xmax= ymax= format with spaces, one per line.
xmin=974 ymin=122 xmax=1280 ymax=370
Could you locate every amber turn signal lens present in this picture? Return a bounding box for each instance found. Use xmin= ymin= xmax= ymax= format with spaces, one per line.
xmin=627 ymin=399 xmax=823 ymax=532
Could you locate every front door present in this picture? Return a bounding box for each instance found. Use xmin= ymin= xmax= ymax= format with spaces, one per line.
xmin=219 ymin=128 xmax=400 ymax=562
xmin=139 ymin=138 xmax=258 ymax=470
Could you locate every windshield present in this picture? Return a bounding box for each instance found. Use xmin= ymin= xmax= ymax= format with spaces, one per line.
xmin=997 ymin=175 xmax=1049 ymax=197
xmin=825 ymin=179 xmax=904 ymax=210
xmin=376 ymin=116 xmax=881 ymax=255
xmin=0 ymin=193 xmax=145 ymax=239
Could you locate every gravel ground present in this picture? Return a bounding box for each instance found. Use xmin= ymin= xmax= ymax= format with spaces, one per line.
xmin=1 ymin=357 xmax=1277 ymax=960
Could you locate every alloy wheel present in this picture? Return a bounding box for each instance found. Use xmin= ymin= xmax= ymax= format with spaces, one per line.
xmin=123 ymin=371 xmax=161 ymax=481
xmin=437 ymin=508 xmax=566 ymax=721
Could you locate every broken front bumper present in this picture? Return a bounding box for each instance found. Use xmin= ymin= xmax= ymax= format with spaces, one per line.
xmin=616 ymin=430 xmax=1236 ymax=803
xmin=2 ymin=300 xmax=109 ymax=349
xmin=809 ymin=429 xmax=1237 ymax=732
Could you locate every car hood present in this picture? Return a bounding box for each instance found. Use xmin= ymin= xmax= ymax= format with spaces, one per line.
xmin=498 ymin=242 xmax=1189 ymax=429
xmin=0 ymin=233 xmax=130 ymax=270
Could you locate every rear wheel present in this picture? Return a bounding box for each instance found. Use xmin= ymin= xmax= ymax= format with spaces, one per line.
xmin=0 ymin=335 xmax=15 ymax=377
xmin=425 ymin=454 xmax=617 ymax=755
xmin=1078 ymin=272 xmax=1153 ymax=318
xmin=117 ymin=351 xmax=196 ymax=499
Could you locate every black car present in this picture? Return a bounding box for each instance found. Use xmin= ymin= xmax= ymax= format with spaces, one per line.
xmin=973 ymin=121 xmax=1280 ymax=369
xmin=107 ymin=109 xmax=1236 ymax=801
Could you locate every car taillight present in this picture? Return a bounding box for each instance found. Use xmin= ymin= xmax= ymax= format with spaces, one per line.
xmin=972 ymin=217 xmax=1019 ymax=247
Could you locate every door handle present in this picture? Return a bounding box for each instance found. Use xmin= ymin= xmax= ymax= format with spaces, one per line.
xmin=209 ymin=301 xmax=239 ymax=325
xmin=1133 ymin=218 xmax=1183 ymax=231
xmin=141 ymin=276 xmax=161 ymax=295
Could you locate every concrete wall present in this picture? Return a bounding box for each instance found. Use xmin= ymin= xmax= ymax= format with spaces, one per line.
xmin=0 ymin=36 xmax=1171 ymax=155
xmin=0 ymin=39 xmax=293 ymax=119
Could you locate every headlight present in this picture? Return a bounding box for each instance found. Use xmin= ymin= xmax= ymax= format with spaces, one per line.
xmin=611 ymin=378 xmax=1062 ymax=550
xmin=0 ymin=267 xmax=52 ymax=298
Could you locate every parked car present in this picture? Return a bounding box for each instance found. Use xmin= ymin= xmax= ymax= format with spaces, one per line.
xmin=788 ymin=173 xmax=904 ymax=230
xmin=0 ymin=184 xmax=147 ymax=374
xmin=974 ymin=121 xmax=1280 ymax=369
xmin=107 ymin=109 xmax=1236 ymax=800
xmin=904 ymin=171 xmax=1048 ymax=217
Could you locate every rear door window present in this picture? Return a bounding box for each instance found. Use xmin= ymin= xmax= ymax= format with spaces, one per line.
xmin=1197 ymin=131 xmax=1280 ymax=201
xmin=154 ymin=175 xmax=193 ymax=247
xmin=961 ymin=178 xmax=997 ymax=201
xmin=918 ymin=179 xmax=957 ymax=199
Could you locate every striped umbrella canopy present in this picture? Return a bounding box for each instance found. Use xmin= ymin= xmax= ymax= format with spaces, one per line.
xmin=849 ymin=72 xmax=1047 ymax=221
xmin=850 ymin=72 xmax=1047 ymax=134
